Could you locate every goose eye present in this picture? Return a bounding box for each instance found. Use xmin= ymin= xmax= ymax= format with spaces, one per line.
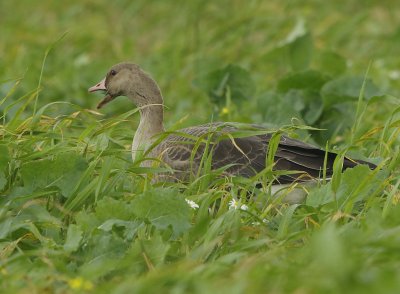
xmin=110 ymin=70 xmax=117 ymax=76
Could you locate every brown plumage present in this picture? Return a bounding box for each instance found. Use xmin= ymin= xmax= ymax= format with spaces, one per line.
xmin=88 ymin=62 xmax=375 ymax=185
xmin=154 ymin=122 xmax=374 ymax=183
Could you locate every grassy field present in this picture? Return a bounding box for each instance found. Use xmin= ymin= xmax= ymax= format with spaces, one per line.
xmin=1 ymin=0 xmax=400 ymax=293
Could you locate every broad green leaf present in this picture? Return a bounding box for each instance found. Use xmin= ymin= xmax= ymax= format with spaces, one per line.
xmin=126 ymin=232 xmax=170 ymax=268
xmin=63 ymin=224 xmax=83 ymax=253
xmin=76 ymin=198 xmax=140 ymax=239
xmin=257 ymin=91 xmax=302 ymax=125
xmin=75 ymin=210 xmax=101 ymax=233
xmin=275 ymin=70 xmax=328 ymax=126
xmin=258 ymin=89 xmax=323 ymax=126
xmin=313 ymin=102 xmax=356 ymax=143
xmin=132 ymin=188 xmax=191 ymax=237
xmin=98 ymin=219 xmax=141 ymax=240
xmin=79 ymin=253 xmax=124 ymax=280
xmin=98 ymin=219 xmax=131 ymax=231
xmin=262 ymin=20 xmax=314 ymax=72
xmin=281 ymin=18 xmax=308 ymax=45
xmin=20 ymin=204 xmax=61 ymax=225
xmin=306 ymin=165 xmax=385 ymax=207
xmin=0 ymin=205 xmax=61 ymax=242
xmin=277 ymin=70 xmax=329 ymax=93
xmin=84 ymin=234 xmax=127 ymax=261
xmin=20 ymin=152 xmax=88 ymax=198
xmin=315 ymin=50 xmax=347 ymax=76
xmin=194 ymin=64 xmax=255 ymax=106
xmin=95 ymin=197 xmax=136 ymax=222
xmin=302 ymin=91 xmax=324 ymax=124
xmin=289 ymin=32 xmax=313 ymax=71
xmin=321 ymin=76 xmax=382 ymax=108
xmin=336 ymin=165 xmax=385 ymax=208
xmin=305 ymin=183 xmax=334 ymax=208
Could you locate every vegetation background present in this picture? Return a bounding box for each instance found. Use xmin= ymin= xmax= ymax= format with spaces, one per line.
xmin=1 ymin=0 xmax=400 ymax=293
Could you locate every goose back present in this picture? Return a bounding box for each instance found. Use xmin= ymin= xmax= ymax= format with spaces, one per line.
xmin=150 ymin=122 xmax=367 ymax=183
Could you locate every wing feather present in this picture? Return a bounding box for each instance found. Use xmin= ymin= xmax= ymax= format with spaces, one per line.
xmin=155 ymin=122 xmax=372 ymax=183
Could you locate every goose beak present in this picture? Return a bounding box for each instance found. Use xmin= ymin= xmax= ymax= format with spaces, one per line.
xmin=88 ymin=78 xmax=106 ymax=93
xmin=88 ymin=77 xmax=115 ymax=109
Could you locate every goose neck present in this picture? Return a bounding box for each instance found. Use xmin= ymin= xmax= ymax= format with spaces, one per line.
xmin=132 ymin=104 xmax=164 ymax=162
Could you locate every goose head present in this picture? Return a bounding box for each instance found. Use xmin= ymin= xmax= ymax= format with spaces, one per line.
xmin=88 ymin=62 xmax=163 ymax=109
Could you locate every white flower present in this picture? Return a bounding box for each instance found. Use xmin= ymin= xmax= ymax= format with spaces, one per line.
xmin=228 ymin=198 xmax=238 ymax=210
xmin=252 ymin=219 xmax=268 ymax=226
xmin=185 ymin=199 xmax=199 ymax=210
xmin=228 ymin=198 xmax=248 ymax=211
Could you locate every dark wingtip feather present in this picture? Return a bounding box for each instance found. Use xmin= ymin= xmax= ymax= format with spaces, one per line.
xmin=354 ymin=159 xmax=377 ymax=170
xmin=343 ymin=157 xmax=377 ymax=170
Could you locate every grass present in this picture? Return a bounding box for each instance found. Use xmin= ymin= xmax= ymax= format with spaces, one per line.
xmin=1 ymin=0 xmax=400 ymax=293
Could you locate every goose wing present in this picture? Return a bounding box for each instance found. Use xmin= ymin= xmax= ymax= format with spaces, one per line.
xmin=157 ymin=123 xmax=367 ymax=183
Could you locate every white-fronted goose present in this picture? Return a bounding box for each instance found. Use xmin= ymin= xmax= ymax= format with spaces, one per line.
xmin=88 ymin=63 xmax=375 ymax=199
